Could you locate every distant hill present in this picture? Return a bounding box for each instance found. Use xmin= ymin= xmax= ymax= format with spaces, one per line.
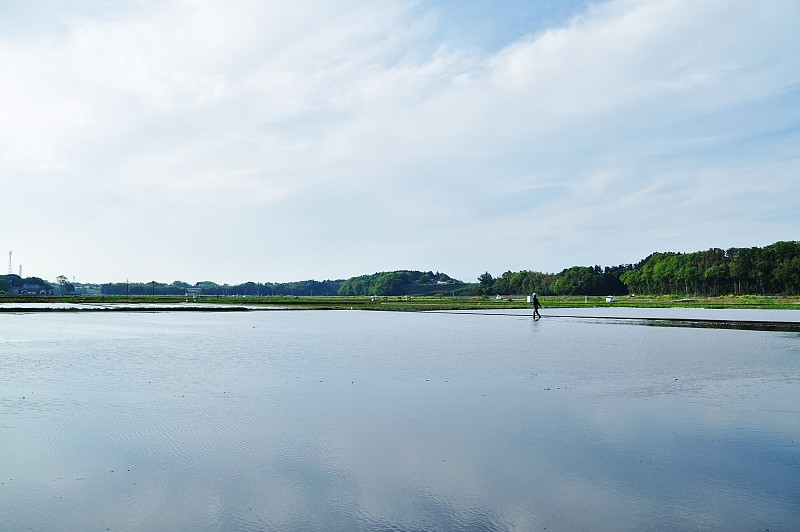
xmin=3 ymin=241 xmax=798 ymax=298
xmin=337 ymin=270 xmax=463 ymax=296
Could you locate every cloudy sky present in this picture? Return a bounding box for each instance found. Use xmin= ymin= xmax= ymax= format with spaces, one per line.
xmin=1 ymin=0 xmax=798 ymax=284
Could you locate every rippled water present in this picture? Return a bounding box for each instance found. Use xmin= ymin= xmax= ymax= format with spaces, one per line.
xmin=1 ymin=309 xmax=799 ymax=530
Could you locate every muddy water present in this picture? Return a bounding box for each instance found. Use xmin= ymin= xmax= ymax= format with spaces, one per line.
xmin=1 ymin=309 xmax=798 ymax=530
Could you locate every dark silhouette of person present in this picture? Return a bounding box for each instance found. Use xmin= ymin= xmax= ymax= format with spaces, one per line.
xmin=533 ymin=293 xmax=542 ymax=319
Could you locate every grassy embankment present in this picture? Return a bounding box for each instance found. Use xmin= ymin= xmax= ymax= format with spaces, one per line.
xmin=1 ymin=294 xmax=798 ymax=311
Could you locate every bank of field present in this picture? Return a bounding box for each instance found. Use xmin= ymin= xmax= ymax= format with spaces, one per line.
xmin=1 ymin=294 xmax=799 ymax=311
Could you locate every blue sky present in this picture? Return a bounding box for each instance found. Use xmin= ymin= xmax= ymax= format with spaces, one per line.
xmin=1 ymin=0 xmax=798 ymax=284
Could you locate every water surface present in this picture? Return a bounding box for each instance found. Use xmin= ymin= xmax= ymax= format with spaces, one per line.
xmin=1 ymin=309 xmax=798 ymax=530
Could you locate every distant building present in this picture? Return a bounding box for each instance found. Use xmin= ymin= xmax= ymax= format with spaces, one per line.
xmin=14 ymin=283 xmax=53 ymax=296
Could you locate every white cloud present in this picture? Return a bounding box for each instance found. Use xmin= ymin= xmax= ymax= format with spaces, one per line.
xmin=1 ymin=0 xmax=798 ymax=282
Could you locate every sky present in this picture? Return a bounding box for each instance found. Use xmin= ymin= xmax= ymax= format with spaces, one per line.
xmin=1 ymin=0 xmax=798 ymax=284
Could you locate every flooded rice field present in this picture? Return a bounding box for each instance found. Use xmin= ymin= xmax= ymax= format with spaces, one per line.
xmin=1 ymin=309 xmax=799 ymax=530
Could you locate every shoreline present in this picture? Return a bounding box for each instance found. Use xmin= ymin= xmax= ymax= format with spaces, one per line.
xmin=2 ymin=294 xmax=800 ymax=311
xmin=2 ymin=300 xmax=799 ymax=332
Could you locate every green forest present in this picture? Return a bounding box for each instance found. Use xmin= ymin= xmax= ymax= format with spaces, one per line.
xmin=337 ymin=271 xmax=457 ymax=296
xmin=480 ymin=241 xmax=800 ymax=297
xmin=2 ymin=241 xmax=799 ymax=298
xmin=477 ymin=265 xmax=631 ymax=297
xmin=93 ymin=271 xmax=459 ymax=298
xmin=96 ymin=279 xmax=343 ymax=297
xmin=619 ymin=241 xmax=800 ymax=296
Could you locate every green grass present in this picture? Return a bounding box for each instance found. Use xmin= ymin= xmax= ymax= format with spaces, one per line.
xmin=532 ymin=294 xmax=800 ymax=310
xmin=1 ymin=293 xmax=798 ymax=311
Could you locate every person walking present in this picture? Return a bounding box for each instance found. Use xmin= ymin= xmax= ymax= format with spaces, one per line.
xmin=532 ymin=293 xmax=542 ymax=319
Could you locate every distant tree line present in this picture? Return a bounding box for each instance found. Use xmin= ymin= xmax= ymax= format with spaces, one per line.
xmin=477 ymin=241 xmax=800 ymax=296
xmin=98 ymin=271 xmax=465 ymax=298
xmin=99 ymin=279 xmax=343 ymax=297
xmin=619 ymin=241 xmax=800 ymax=295
xmin=4 ymin=241 xmax=798 ymax=298
xmin=338 ymin=270 xmax=459 ymax=296
xmin=478 ymin=265 xmax=632 ymax=296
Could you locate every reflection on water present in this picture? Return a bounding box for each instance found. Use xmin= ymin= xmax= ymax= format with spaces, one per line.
xmin=644 ymin=318 xmax=800 ymax=332
xmin=1 ymin=309 xmax=799 ymax=530
xmin=457 ymin=307 xmax=800 ymax=332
